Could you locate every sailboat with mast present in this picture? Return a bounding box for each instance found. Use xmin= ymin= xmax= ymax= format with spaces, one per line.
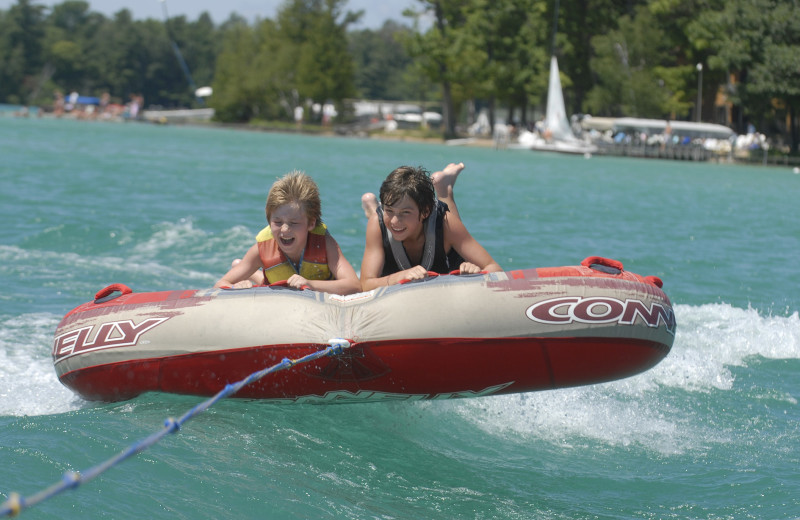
xmin=516 ymin=1 xmax=597 ymax=155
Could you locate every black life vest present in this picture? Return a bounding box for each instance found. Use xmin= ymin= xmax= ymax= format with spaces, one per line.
xmin=377 ymin=200 xmax=463 ymax=276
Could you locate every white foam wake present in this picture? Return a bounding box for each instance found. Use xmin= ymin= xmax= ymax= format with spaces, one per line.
xmin=447 ymin=303 xmax=800 ymax=454
xmin=0 ymin=313 xmax=83 ymax=416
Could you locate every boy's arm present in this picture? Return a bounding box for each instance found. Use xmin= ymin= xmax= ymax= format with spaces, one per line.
xmin=443 ymin=214 xmax=502 ymax=273
xmin=359 ymin=215 xmax=391 ymax=291
xmin=214 ymin=244 xmax=262 ymax=288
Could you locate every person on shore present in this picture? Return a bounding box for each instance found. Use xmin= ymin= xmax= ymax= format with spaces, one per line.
xmin=215 ymin=171 xmax=361 ymax=294
xmin=359 ymin=162 xmax=501 ymax=291
xmin=53 ymin=90 xmax=65 ymax=117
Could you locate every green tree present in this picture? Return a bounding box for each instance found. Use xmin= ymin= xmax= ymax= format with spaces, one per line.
xmin=688 ymin=0 xmax=800 ymax=151
xmin=277 ymin=0 xmax=360 ymax=121
xmin=403 ymin=0 xmax=468 ymax=137
xmin=182 ymin=12 xmax=218 ymax=91
xmin=157 ymin=12 xmax=219 ymax=106
xmin=459 ymin=0 xmax=549 ymax=128
xmin=507 ymin=1 xmax=550 ymax=126
xmin=0 ymin=0 xmax=46 ymax=104
xmin=586 ymin=5 xmax=691 ymax=118
xmin=83 ymin=10 xmax=140 ymax=102
xmin=349 ymin=21 xmax=419 ymax=100
xmin=556 ymin=0 xmax=647 ymax=116
xmin=41 ymin=2 xmax=104 ymax=101
xmin=211 ymin=18 xmax=275 ymax=121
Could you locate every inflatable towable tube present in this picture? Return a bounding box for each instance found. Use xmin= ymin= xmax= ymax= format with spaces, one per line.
xmin=52 ymin=257 xmax=675 ymax=403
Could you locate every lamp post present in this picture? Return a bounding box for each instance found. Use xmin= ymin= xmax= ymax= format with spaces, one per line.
xmin=696 ymin=63 xmax=703 ymax=122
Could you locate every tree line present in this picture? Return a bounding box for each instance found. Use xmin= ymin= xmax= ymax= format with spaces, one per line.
xmin=1 ymin=0 xmax=797 ymax=151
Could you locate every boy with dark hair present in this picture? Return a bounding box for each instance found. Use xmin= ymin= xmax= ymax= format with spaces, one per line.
xmin=360 ymin=163 xmax=501 ymax=291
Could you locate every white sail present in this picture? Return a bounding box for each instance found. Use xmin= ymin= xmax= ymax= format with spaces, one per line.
xmin=515 ymin=55 xmax=597 ymax=154
xmin=544 ymin=56 xmax=578 ymax=142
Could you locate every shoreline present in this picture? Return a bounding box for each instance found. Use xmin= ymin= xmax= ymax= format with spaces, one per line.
xmin=6 ymin=109 xmax=798 ymax=168
xmin=175 ymin=119 xmax=800 ymax=167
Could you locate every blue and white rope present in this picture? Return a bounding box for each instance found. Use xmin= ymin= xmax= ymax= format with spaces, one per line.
xmin=0 ymin=338 xmax=352 ymax=517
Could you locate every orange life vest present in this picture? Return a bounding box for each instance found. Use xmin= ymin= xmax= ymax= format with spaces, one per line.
xmin=256 ymin=222 xmax=331 ymax=283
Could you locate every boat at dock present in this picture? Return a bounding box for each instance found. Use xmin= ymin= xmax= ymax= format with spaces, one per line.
xmin=517 ymin=56 xmax=598 ymax=156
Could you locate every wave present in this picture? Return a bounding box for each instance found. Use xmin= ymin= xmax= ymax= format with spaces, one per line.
xmin=430 ymin=303 xmax=800 ymax=454
xmin=3 ymin=303 xmax=797 ymax=422
xmin=0 ymin=312 xmax=82 ymax=416
xmin=0 ymin=219 xmax=257 ymax=295
xmin=3 ymin=286 xmax=799 ymax=461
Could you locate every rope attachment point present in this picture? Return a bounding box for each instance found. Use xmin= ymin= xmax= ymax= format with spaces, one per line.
xmin=327 ymin=338 xmax=352 ymax=355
